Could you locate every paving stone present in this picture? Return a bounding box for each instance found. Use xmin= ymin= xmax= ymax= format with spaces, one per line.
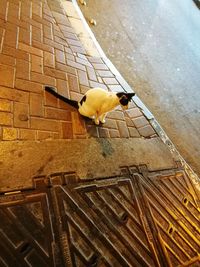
xmin=70 ymin=91 xmax=82 ymax=102
xmin=55 ymin=49 xmax=66 ymax=64
xmin=14 ymin=102 xmax=29 ymax=128
xmin=92 ymin=63 xmax=109 ymax=70
xmin=44 ymin=67 xmax=66 ymax=80
xmin=66 ymin=38 xmax=83 ymax=47
xmin=7 ymin=2 xmax=20 ymax=19
xmin=77 ymin=53 xmax=88 ymax=60
xmin=16 ymin=59 xmax=30 ymax=80
xmin=64 ymin=47 xmax=73 ymax=54
xmin=58 ymin=25 xmax=75 ymax=34
xmin=65 ymin=53 xmax=75 ymax=61
xmin=128 ymin=127 xmax=140 ymax=138
xmin=31 ymin=55 xmax=43 ymax=73
xmin=7 ymin=17 xmax=30 ymax=31
xmin=30 ymin=93 xmax=44 ymax=117
xmin=86 ymin=67 xmax=98 ymax=81
xmin=109 ymin=129 xmax=120 ymax=138
xmin=19 ymin=129 xmax=36 ymax=140
xmin=57 ymin=79 xmax=69 ymax=98
xmin=30 ymin=117 xmax=59 ymax=131
xmin=0 ymin=54 xmax=16 ymax=67
xmin=117 ymin=121 xmax=129 ymax=138
xmin=43 ymin=24 xmax=53 ymax=40
xmin=32 ymin=2 xmax=42 ymax=17
xmin=32 ymin=14 xmax=51 ymax=27
xmin=126 ymin=107 xmax=143 ymax=119
xmin=68 ymin=74 xmax=80 ymax=92
xmin=18 ymin=42 xmax=43 ymax=57
xmin=56 ymin=62 xmax=76 ymax=75
xmin=23 ymin=14 xmax=40 ymax=27
xmin=32 ymin=40 xmax=54 ymax=53
xmin=31 ymin=72 xmax=56 ymax=86
xmin=96 ymin=70 xmax=114 ymax=77
xmin=58 ymin=99 xmax=75 ymax=112
xmin=3 ymin=45 xmax=29 ymax=61
xmin=138 ymin=125 xmax=156 ymax=138
xmin=0 ymin=112 xmax=13 ymax=126
xmin=45 ymin=90 xmax=58 ymax=108
xmin=32 ymin=25 xmax=43 ymax=42
xmin=2 ymin=127 xmax=17 ymax=140
xmin=89 ymin=80 xmax=107 ymax=90
xmin=62 ymin=121 xmax=73 ymax=139
xmin=52 ymin=132 xmax=60 ymax=139
xmin=0 ymin=99 xmax=12 ymax=112
xmin=129 ymin=101 xmax=137 ymax=108
xmin=37 ymin=131 xmax=53 ymax=140
xmin=102 ymin=118 xmax=118 ymax=129
xmin=44 ymin=51 xmax=55 ymax=68
xmin=87 ymin=56 xmax=103 ymax=63
xmin=76 ymin=57 xmax=92 ymax=67
xmin=98 ymin=127 xmax=110 ymax=138
xmin=52 ymin=13 xmax=71 ymax=27
xmin=103 ymin=78 xmax=119 ymax=85
xmin=70 ymin=45 xmax=86 ymax=54
xmin=107 ymin=110 xmax=125 ymax=120
xmin=0 ymin=65 xmax=15 ymax=88
xmin=44 ymin=37 xmax=64 ymax=51
xmin=45 ymin=107 xmax=71 ymax=121
xmin=21 ymin=1 xmax=31 ymax=19
xmin=108 ymin=85 xmax=124 ymax=92
xmin=54 ymin=34 xmax=68 ymax=47
xmin=125 ymin=116 xmax=135 ymax=127
xmin=19 ymin=28 xmax=31 ymax=45
xmin=67 ymin=59 xmax=86 ymax=71
xmin=77 ymin=70 xmax=89 ymax=86
xmin=15 ymin=79 xmax=43 ymax=94
xmin=0 ymin=87 xmax=29 ymax=103
xmin=132 ymin=116 xmax=149 ymax=128
xmin=43 ymin=6 xmax=52 ymax=17
xmin=4 ymin=30 xmax=18 ymax=48
xmin=72 ymin=112 xmax=86 ymax=136
xmin=63 ymin=32 xmax=78 ymax=41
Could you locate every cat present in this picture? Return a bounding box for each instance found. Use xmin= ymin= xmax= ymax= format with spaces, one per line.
xmin=45 ymin=86 xmax=135 ymax=125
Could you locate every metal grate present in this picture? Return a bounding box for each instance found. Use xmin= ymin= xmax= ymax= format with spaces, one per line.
xmin=0 ymin=167 xmax=199 ymax=266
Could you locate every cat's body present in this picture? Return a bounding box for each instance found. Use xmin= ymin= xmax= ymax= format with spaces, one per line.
xmin=45 ymin=86 xmax=135 ymax=125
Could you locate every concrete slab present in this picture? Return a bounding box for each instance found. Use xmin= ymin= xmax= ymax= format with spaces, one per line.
xmin=0 ymin=137 xmax=178 ymax=192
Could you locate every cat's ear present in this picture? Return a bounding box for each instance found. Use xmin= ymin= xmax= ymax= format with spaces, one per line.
xmin=116 ymin=92 xmax=125 ymax=98
xmin=127 ymin=93 xmax=135 ymax=100
xmin=116 ymin=92 xmax=135 ymax=100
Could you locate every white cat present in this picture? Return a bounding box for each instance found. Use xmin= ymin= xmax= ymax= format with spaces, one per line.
xmin=45 ymin=86 xmax=135 ymax=125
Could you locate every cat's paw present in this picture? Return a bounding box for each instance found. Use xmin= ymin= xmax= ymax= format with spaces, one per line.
xmin=100 ymin=119 xmax=106 ymax=124
xmin=94 ymin=119 xmax=99 ymax=125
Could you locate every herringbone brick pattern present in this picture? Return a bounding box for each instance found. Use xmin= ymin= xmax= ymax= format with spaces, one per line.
xmin=0 ymin=0 xmax=157 ymax=140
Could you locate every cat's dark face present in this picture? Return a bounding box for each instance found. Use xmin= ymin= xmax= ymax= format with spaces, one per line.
xmin=116 ymin=92 xmax=135 ymax=109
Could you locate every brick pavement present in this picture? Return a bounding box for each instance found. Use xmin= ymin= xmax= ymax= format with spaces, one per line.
xmin=0 ymin=0 xmax=157 ymax=140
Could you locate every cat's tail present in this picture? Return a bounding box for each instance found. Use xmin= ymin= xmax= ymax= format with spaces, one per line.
xmin=45 ymin=86 xmax=79 ymax=109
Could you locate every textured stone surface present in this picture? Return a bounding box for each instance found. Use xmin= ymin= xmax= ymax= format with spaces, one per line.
xmin=0 ymin=166 xmax=199 ymax=267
